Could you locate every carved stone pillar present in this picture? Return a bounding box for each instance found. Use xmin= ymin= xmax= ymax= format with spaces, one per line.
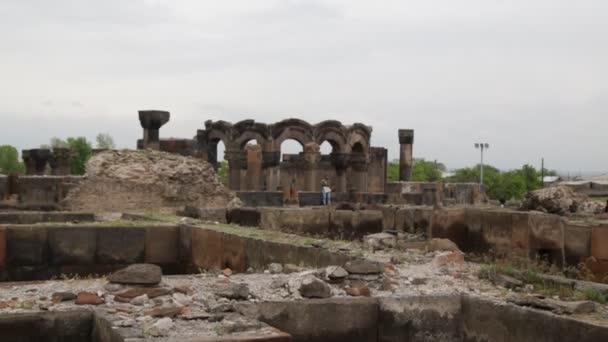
xmin=139 ymin=110 xmax=170 ymax=150
xmin=331 ymin=152 xmax=349 ymax=192
xmin=349 ymin=153 xmax=369 ymax=192
xmin=262 ymin=150 xmax=281 ymax=191
xmin=245 ymin=144 xmax=262 ymax=191
xmin=399 ymin=129 xmax=414 ymax=181
xmin=22 ymin=149 xmax=51 ymax=175
xmin=49 ymin=148 xmax=73 ymax=175
xmin=303 ymin=143 xmax=321 ymax=192
xmin=225 ymin=149 xmax=246 ymax=191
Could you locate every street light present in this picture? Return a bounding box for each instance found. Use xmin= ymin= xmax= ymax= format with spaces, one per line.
xmin=474 ymin=143 xmax=489 ymax=186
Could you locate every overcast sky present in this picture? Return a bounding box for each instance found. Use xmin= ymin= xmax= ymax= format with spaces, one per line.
xmin=1 ymin=0 xmax=606 ymax=173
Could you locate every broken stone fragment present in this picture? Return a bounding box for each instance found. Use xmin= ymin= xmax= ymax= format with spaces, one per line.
xmin=432 ymin=251 xmax=465 ymax=267
xmin=344 ymin=260 xmax=383 ymax=275
xmin=51 ymin=291 xmax=76 ymax=303
xmin=267 ymin=263 xmax=283 ymax=274
xmin=299 ymin=276 xmax=332 ymax=299
xmin=145 ymin=305 xmax=183 ymax=318
xmin=107 ymin=264 xmax=162 ymax=285
xmin=491 ymin=273 xmax=523 ymax=289
xmin=363 ymin=232 xmax=397 ymax=250
xmin=507 ymin=295 xmax=596 ymax=315
xmin=116 ymin=286 xmax=171 ymax=299
xmin=143 ymin=317 xmax=174 ymax=337
xmin=75 ymin=292 xmax=105 ymax=305
xmin=216 ymin=283 xmax=250 ymax=300
xmin=325 ymin=266 xmax=348 ymax=283
xmin=180 ymin=307 xmax=211 ymax=320
xmin=222 ymin=268 xmax=233 ymax=277
xmin=131 ymin=294 xmax=149 ymax=306
xmin=345 ymin=284 xmax=371 ymax=297
xmin=427 ymin=238 xmax=462 ymax=252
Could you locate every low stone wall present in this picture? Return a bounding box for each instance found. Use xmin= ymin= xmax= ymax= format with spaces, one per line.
xmin=179 ymin=225 xmax=354 ymax=273
xmin=563 ymin=181 xmax=608 ymax=197
xmin=229 ymin=207 xmax=384 ymax=240
xmin=0 ymin=212 xmax=95 ymax=224
xmin=238 ymin=295 xmax=608 ymax=342
xmin=0 ymin=223 xmax=356 ymax=281
xmin=0 ymin=310 xmax=96 ymax=342
xmin=385 ymin=182 xmax=486 ymax=206
xmin=0 ymin=225 xmax=182 ymax=281
xmin=298 ymin=192 xmax=387 ymax=207
xmin=0 ymin=175 xmax=82 ymax=210
xmin=237 ymin=191 xmax=284 ymax=207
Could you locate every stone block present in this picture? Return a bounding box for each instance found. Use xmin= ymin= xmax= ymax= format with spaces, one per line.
xmin=431 ymin=209 xmax=467 ymax=250
xmin=510 ymin=212 xmax=530 ymax=251
xmin=0 ymin=226 xmax=5 ymax=267
xmin=353 ymin=210 xmax=383 ymax=237
xmin=223 ymin=233 xmax=247 ymax=272
xmin=528 ymin=212 xmax=564 ymax=251
xmin=96 ymin=227 xmax=145 ymax=264
xmin=591 ymin=226 xmax=608 ymax=261
xmin=48 ymin=227 xmax=96 ymax=264
xmin=6 ymin=226 xmax=48 ymax=265
xmin=145 ymin=226 xmax=179 ymax=264
xmin=191 ymin=228 xmax=224 ymax=270
xmin=565 ymin=224 xmax=591 ymax=264
xmin=481 ymin=210 xmax=513 ymax=255
xmin=237 ymin=298 xmax=378 ymax=342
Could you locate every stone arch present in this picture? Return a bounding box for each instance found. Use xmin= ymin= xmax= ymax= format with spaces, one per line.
xmin=346 ymin=124 xmax=372 ymax=155
xmin=314 ymin=120 xmax=348 ymax=153
xmin=271 ymin=118 xmax=314 ymax=149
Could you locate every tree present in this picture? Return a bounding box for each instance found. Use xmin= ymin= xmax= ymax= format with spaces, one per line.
xmin=387 ymin=160 xmax=399 ymax=182
xmin=411 ymin=159 xmax=442 ymax=182
xmin=66 ymin=137 xmax=92 ymax=175
xmin=0 ymin=145 xmax=25 ymax=174
xmin=216 ymin=161 xmax=228 ymax=185
xmin=96 ymin=133 xmax=115 ymax=149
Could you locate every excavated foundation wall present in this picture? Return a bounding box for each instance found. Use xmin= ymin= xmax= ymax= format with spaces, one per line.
xmin=225 ymin=206 xmax=607 ymax=270
xmin=0 ymin=310 xmax=123 ymax=342
xmin=0 ymin=224 xmax=357 ymax=282
xmin=0 ymin=175 xmax=82 ymax=210
xmin=238 ymin=295 xmax=608 ymax=342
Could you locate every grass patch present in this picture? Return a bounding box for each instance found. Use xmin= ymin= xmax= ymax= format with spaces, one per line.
xmin=575 ymin=288 xmax=608 ymax=304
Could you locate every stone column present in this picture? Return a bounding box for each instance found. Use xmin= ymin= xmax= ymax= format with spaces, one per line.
xmin=139 ymin=110 xmax=170 ymax=150
xmin=302 ymin=143 xmax=321 ymax=192
xmin=22 ymin=149 xmax=51 ymax=175
xmin=225 ymin=149 xmax=246 ymax=191
xmin=262 ymin=150 xmax=281 ymax=191
xmin=49 ymin=148 xmax=73 ymax=175
xmin=331 ymin=152 xmax=349 ymax=192
xmin=349 ymin=153 xmax=369 ymax=192
xmin=399 ymin=129 xmax=414 ymax=181
xmin=245 ymin=144 xmax=262 ymax=191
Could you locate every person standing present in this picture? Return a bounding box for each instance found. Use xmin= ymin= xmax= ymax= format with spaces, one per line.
xmin=321 ymin=176 xmax=331 ymax=206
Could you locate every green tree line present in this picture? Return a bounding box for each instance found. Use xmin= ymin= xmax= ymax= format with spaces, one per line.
xmin=0 ymin=133 xmax=115 ymax=175
xmin=387 ymin=159 xmax=555 ymax=201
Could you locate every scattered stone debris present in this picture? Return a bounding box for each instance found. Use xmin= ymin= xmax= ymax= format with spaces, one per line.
xmin=344 ymin=260 xmax=383 ymax=275
xmin=216 ymin=283 xmax=250 ymax=300
xmin=299 ymin=276 xmax=332 ymax=298
xmin=345 ymin=284 xmax=371 ymax=297
xmin=363 ymin=232 xmax=397 ymax=250
xmin=143 ymin=317 xmax=175 ymax=337
xmin=519 ymin=185 xmax=604 ymax=216
xmin=63 ymin=149 xmax=235 ymax=211
xmin=427 ymin=238 xmax=462 ymax=252
xmin=325 ymin=266 xmax=348 ymax=283
xmin=107 ymin=263 xmax=162 ymax=285
xmin=51 ymin=292 xmax=76 ymax=303
xmin=508 ymin=295 xmax=596 ymax=315
xmin=75 ymin=292 xmax=104 ymax=305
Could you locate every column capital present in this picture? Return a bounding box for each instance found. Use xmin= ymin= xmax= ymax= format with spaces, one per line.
xmin=398 ymin=129 xmax=414 ymax=144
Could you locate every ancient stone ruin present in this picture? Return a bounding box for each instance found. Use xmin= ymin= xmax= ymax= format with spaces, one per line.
xmin=0 ymin=111 xmax=607 ymax=341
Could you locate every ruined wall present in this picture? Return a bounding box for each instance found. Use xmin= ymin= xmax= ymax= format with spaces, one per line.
xmin=385 ymin=182 xmax=486 ymax=206
xmin=0 ymin=176 xmax=82 ymax=209
xmin=368 ymin=147 xmax=387 ymax=193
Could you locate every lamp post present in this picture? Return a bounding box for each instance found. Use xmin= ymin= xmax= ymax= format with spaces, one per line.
xmin=474 ymin=143 xmax=489 ymax=185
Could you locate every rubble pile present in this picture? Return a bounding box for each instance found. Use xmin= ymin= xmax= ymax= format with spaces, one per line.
xmin=519 ymin=185 xmax=604 ymax=216
xmin=63 ymin=150 xmax=235 ymax=211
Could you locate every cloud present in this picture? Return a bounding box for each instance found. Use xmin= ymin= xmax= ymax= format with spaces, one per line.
xmin=0 ymin=0 xmax=606 ymax=173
